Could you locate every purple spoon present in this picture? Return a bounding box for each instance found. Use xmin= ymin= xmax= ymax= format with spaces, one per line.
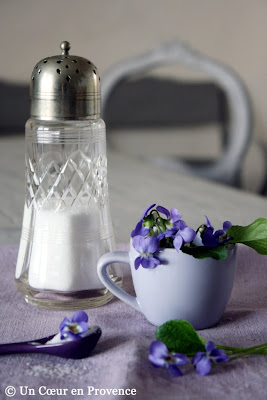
xmin=0 ymin=326 xmax=101 ymax=359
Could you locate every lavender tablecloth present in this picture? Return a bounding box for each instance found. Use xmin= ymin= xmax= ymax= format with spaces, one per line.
xmin=0 ymin=244 xmax=266 ymax=400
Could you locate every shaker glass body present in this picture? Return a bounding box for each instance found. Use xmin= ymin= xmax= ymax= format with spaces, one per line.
xmin=15 ymin=117 xmax=122 ymax=309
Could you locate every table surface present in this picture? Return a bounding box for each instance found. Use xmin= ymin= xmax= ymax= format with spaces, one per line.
xmin=0 ymin=135 xmax=266 ymax=245
xmin=0 ymin=135 xmax=266 ymax=400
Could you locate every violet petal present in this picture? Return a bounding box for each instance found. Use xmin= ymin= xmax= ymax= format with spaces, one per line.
xmin=131 ymin=221 xmax=141 ymax=238
xmin=170 ymin=208 xmax=182 ymax=223
xmin=149 ymin=340 xmax=168 ymax=359
xmin=65 ymin=330 xmax=81 ymax=341
xmin=196 ymin=356 xmax=212 ymax=376
xmin=142 ymin=204 xmax=156 ymax=218
xmin=223 ymin=220 xmax=232 ymax=232
xmin=156 ymin=205 xmax=170 ymax=218
xmin=157 ymin=233 xmax=165 ymax=241
xmin=142 ymin=257 xmax=158 ymax=269
xmin=210 ymin=348 xmax=229 ymax=362
xmin=134 ymin=256 xmax=142 ymax=270
xmin=164 ymin=228 xmax=177 ymax=238
xmin=215 ymin=354 xmax=230 ymax=363
xmin=202 ymin=227 xmax=218 ymax=247
xmin=132 ymin=235 xmax=145 ymax=253
xmin=78 ymin=321 xmax=89 ymax=334
xmin=192 ymin=352 xmax=205 ymax=365
xmin=214 ymin=229 xmax=224 ymax=239
xmin=172 ymin=353 xmax=188 ymax=366
xmin=146 ymin=236 xmax=159 ymax=254
xmin=205 ymin=340 xmax=216 ymax=354
xmin=205 ymin=216 xmax=212 ymax=228
xmin=131 ymin=220 xmax=150 ymax=238
xmin=173 ymin=235 xmax=183 ymax=252
xmin=177 ymin=220 xmax=187 ymax=230
xmin=59 ymin=317 xmax=70 ymax=332
xmin=148 ymin=354 xmax=166 ymax=367
xmin=71 ymin=311 xmax=88 ymax=323
xmin=167 ymin=364 xmax=183 ymax=377
xmin=179 ymin=227 xmax=196 ymax=243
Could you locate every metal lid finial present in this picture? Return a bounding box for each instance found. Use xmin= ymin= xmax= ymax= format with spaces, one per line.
xmin=30 ymin=42 xmax=101 ymax=120
xmin=60 ymin=41 xmax=71 ymax=55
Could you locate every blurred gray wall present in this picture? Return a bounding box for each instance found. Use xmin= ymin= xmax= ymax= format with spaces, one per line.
xmin=0 ymin=0 xmax=266 ymax=144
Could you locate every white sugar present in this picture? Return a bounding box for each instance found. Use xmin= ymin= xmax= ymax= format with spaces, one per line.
xmin=26 ymin=361 xmax=88 ymax=379
xmin=28 ymin=204 xmax=105 ymax=291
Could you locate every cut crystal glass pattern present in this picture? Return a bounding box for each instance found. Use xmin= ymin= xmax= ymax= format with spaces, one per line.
xmin=26 ymin=149 xmax=108 ymax=210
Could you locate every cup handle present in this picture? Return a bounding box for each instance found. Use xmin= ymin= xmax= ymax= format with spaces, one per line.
xmin=97 ymin=251 xmax=140 ymax=312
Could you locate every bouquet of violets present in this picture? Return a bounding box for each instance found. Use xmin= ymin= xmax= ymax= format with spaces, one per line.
xmin=131 ymin=204 xmax=267 ymax=269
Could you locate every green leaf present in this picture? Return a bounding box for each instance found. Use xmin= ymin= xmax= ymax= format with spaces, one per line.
xmin=156 ymin=320 xmax=206 ymax=354
xmin=227 ymin=218 xmax=267 ymax=255
xmin=181 ymin=244 xmax=228 ymax=260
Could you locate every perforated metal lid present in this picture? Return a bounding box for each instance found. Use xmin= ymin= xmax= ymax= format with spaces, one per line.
xmin=30 ymin=41 xmax=101 ymax=120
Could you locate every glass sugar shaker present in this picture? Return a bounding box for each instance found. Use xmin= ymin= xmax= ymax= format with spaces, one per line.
xmin=15 ymin=41 xmax=122 ymax=309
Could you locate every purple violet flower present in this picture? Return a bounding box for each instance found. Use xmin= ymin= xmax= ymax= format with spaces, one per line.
xmin=149 ymin=340 xmax=187 ymax=377
xmin=142 ymin=203 xmax=156 ymax=218
xmin=156 ymin=205 xmax=170 ymax=218
xmin=131 ymin=220 xmax=150 ymax=238
xmin=156 ymin=206 xmax=182 ymax=226
xmin=131 ymin=204 xmax=156 ymax=237
xmin=220 ymin=221 xmax=232 ymax=240
xmin=156 ymin=206 xmax=192 ymax=243
xmin=132 ymin=235 xmax=160 ymax=270
xmin=170 ymin=208 xmax=183 ymax=225
xmin=202 ymin=217 xmax=232 ymax=248
xmin=173 ymin=226 xmax=196 ymax=251
xmin=192 ymin=341 xmax=229 ymax=376
xmin=202 ymin=226 xmax=221 ymax=247
xmin=60 ymin=311 xmax=89 ymax=340
xmin=205 ymin=216 xmax=212 ymax=228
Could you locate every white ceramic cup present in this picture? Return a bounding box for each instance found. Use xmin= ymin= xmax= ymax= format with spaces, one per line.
xmin=97 ymin=242 xmax=237 ymax=329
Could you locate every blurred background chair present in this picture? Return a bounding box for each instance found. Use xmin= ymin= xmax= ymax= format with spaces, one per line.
xmin=101 ymin=41 xmax=253 ymax=188
xmin=0 ymin=81 xmax=29 ymax=132
xmin=1 ymin=41 xmax=266 ymax=194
